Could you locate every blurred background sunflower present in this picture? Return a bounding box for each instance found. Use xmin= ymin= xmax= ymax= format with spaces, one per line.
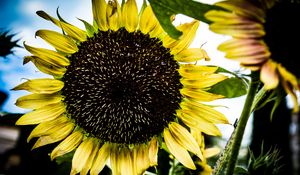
xmin=205 ymin=0 xmax=300 ymax=113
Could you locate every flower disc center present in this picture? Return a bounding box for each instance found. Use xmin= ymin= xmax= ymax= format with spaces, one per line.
xmin=62 ymin=28 xmax=182 ymax=144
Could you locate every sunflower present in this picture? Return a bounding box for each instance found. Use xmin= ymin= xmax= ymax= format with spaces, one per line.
xmin=14 ymin=0 xmax=228 ymax=174
xmin=205 ymin=0 xmax=300 ymax=112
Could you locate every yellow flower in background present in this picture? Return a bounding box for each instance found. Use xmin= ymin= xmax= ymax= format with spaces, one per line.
xmin=13 ymin=0 xmax=229 ymax=174
xmin=205 ymin=0 xmax=300 ymax=112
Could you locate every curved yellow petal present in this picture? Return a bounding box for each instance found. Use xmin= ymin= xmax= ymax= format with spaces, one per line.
xmin=12 ymin=78 xmax=64 ymax=94
xmin=169 ymin=122 xmax=203 ymax=160
xmin=27 ymin=115 xmax=69 ymax=142
xmin=178 ymin=65 xmax=219 ymax=80
xmin=106 ymin=0 xmax=122 ymax=31
xmin=16 ymin=102 xmax=66 ymax=125
xmin=261 ymin=60 xmax=279 ymax=89
xmin=36 ymin=30 xmax=78 ymax=54
xmin=181 ymin=88 xmax=224 ymax=102
xmin=90 ymin=143 xmax=110 ymax=175
xmin=15 ymin=93 xmax=62 ymax=109
xmin=175 ymin=48 xmax=210 ymax=62
xmin=92 ymin=0 xmax=108 ymax=31
xmin=51 ymin=130 xmax=83 ymax=160
xmin=32 ymin=122 xmax=74 ymax=149
xmin=139 ymin=5 xmax=158 ymax=34
xmin=122 ymin=0 xmax=138 ymax=32
xmin=24 ymin=43 xmax=70 ymax=67
xmin=178 ymin=110 xmax=222 ymax=136
xmin=278 ymin=64 xmax=299 ymax=113
xmin=204 ymin=147 xmax=220 ymax=158
xmin=24 ymin=56 xmax=66 ymax=77
xmin=81 ymin=140 xmax=100 ymax=175
xmin=163 ymin=21 xmax=199 ymax=54
xmin=71 ymin=138 xmax=95 ymax=175
xmin=148 ymin=137 xmax=158 ymax=166
xmin=205 ymin=10 xmax=253 ymax=25
xmin=215 ymin=0 xmax=265 ymax=23
xmin=134 ymin=144 xmax=150 ymax=175
xmin=120 ymin=148 xmax=134 ymax=175
xmin=110 ymin=144 xmax=121 ymax=175
xmin=164 ymin=128 xmax=196 ymax=170
xmin=209 ymin=22 xmax=265 ymax=39
xmin=180 ymin=74 xmax=227 ymax=89
xmin=181 ymin=99 xmax=229 ymax=124
xmin=36 ymin=11 xmax=87 ymax=42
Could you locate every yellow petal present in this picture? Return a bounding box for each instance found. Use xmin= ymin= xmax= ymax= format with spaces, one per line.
xmin=178 ymin=110 xmax=222 ymax=136
xmin=163 ymin=21 xmax=199 ymax=54
xmin=36 ymin=11 xmax=87 ymax=42
xmin=175 ymin=48 xmax=210 ymax=62
xmin=148 ymin=137 xmax=158 ymax=166
xmin=181 ymin=99 xmax=229 ymax=124
xmin=209 ymin=22 xmax=265 ymax=39
xmin=205 ymin=10 xmax=253 ymax=25
xmin=261 ymin=60 xmax=279 ymax=89
xmin=204 ymin=147 xmax=220 ymax=158
xmin=139 ymin=5 xmax=158 ymax=34
xmin=120 ymin=148 xmax=134 ymax=175
xmin=106 ymin=0 xmax=122 ymax=31
xmin=32 ymin=122 xmax=74 ymax=149
xmin=51 ymin=130 xmax=83 ymax=160
xmin=180 ymin=74 xmax=227 ymax=89
xmin=149 ymin=22 xmax=164 ymax=38
xmin=12 ymin=78 xmax=64 ymax=94
xmin=90 ymin=143 xmax=110 ymax=175
xmin=16 ymin=103 xmax=66 ymax=125
xmin=92 ymin=0 xmax=108 ymax=31
xmin=178 ymin=65 xmax=218 ymax=80
xmin=24 ymin=56 xmax=66 ymax=77
xmin=122 ymin=0 xmax=138 ymax=32
xmin=27 ymin=115 xmax=69 ymax=142
xmin=110 ymin=144 xmax=121 ymax=175
xmin=36 ymin=30 xmax=78 ymax=54
xmin=169 ymin=122 xmax=203 ymax=160
xmin=215 ymin=0 xmax=265 ymax=23
xmin=15 ymin=93 xmax=62 ymax=109
xmin=24 ymin=43 xmax=70 ymax=67
xmin=134 ymin=144 xmax=150 ymax=174
xmin=181 ymin=88 xmax=224 ymax=102
xmin=164 ymin=128 xmax=196 ymax=170
xmin=71 ymin=138 xmax=95 ymax=175
xmin=278 ymin=64 xmax=299 ymax=90
xmin=81 ymin=140 xmax=100 ymax=175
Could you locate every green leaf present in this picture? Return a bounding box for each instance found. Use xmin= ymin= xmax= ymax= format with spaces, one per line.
xmin=234 ymin=166 xmax=249 ymax=175
xmin=55 ymin=151 xmax=74 ymax=165
xmin=208 ymin=77 xmax=248 ymax=98
xmin=148 ymin=0 xmax=221 ymax=39
xmin=78 ymin=18 xmax=95 ymax=37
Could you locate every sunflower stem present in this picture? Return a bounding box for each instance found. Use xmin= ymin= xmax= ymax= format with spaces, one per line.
xmin=224 ymin=71 xmax=260 ymax=175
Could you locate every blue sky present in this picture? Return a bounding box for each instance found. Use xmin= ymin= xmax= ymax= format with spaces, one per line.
xmin=0 ymin=0 xmax=93 ymax=113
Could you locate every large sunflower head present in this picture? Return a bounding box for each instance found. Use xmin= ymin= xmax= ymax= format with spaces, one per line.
xmin=205 ymin=0 xmax=300 ymax=112
xmin=14 ymin=0 xmax=229 ymax=174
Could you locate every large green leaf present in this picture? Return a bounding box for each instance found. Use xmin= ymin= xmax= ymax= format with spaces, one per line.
xmin=208 ymin=77 xmax=248 ymax=98
xmin=148 ymin=0 xmax=221 ymax=39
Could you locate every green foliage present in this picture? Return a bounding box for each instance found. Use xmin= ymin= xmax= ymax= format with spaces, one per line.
xmin=235 ymin=146 xmax=283 ymax=175
xmin=148 ymin=0 xmax=221 ymax=39
xmin=78 ymin=19 xmax=96 ymax=37
xmin=208 ymin=68 xmax=249 ymax=98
